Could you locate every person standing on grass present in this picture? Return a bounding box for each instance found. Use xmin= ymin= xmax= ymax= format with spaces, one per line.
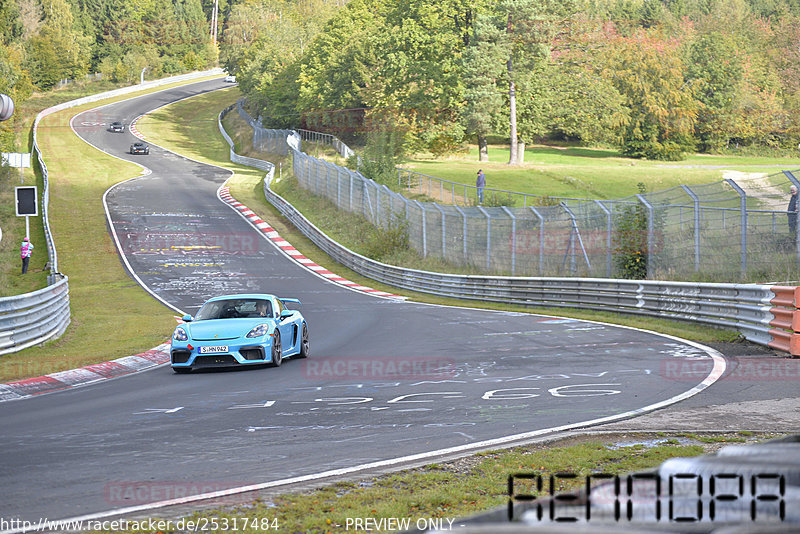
xmin=20 ymin=237 xmax=33 ymax=274
xmin=789 ymin=185 xmax=798 ymax=237
xmin=476 ymin=169 xmax=486 ymax=204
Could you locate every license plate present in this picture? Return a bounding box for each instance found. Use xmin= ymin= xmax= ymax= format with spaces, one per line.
xmin=199 ymin=345 xmax=228 ymax=354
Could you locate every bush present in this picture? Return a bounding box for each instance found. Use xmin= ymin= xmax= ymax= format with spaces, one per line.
xmin=613 ymin=182 xmax=649 ymax=279
xmin=362 ymin=215 xmax=410 ymax=261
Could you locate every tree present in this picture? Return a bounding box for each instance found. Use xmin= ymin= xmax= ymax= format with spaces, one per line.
xmin=461 ymin=13 xmax=504 ymax=161
xmin=605 ymin=30 xmax=698 ymax=159
xmin=26 ymin=0 xmax=91 ymax=88
xmin=685 ymin=31 xmax=744 ymax=150
xmin=482 ymin=0 xmax=580 ymax=164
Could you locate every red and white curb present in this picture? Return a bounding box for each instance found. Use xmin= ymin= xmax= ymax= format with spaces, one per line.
xmin=218 ymin=186 xmax=406 ymax=300
xmin=0 ymin=344 xmax=170 ymax=402
xmin=129 ymin=115 xmax=145 ymax=139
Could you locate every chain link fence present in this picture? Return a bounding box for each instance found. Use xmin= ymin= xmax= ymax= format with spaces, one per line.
xmin=237 ymin=103 xmax=800 ymax=281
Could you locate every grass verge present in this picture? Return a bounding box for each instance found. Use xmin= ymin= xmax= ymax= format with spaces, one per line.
xmin=0 ymin=74 xmax=223 ymax=382
xmin=94 ymin=432 xmax=779 ymax=533
xmin=405 ymin=145 xmax=800 ymax=200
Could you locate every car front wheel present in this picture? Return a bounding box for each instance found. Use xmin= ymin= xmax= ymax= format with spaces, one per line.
xmin=271 ymin=333 xmax=282 ymax=367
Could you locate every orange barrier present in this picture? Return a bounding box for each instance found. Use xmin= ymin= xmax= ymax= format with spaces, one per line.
xmin=769 ymin=286 xmax=800 ymax=356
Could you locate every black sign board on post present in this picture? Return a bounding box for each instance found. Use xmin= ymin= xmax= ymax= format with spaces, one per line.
xmin=15 ymin=186 xmax=37 ymax=239
xmin=15 ymin=186 xmax=38 ymax=216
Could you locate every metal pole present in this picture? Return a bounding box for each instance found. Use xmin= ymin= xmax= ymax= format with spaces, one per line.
xmin=414 ymin=200 xmax=427 ymax=257
xmin=434 ymin=203 xmax=446 ymax=256
xmin=376 ymin=182 xmax=382 ymax=225
xmin=680 ymin=185 xmax=701 ymax=273
xmin=635 ymin=194 xmax=655 ymax=278
xmin=478 ymin=206 xmax=491 ymax=270
xmin=454 ymin=205 xmax=467 ymax=261
xmin=337 ymin=167 xmax=341 ymax=207
xmin=349 ymin=170 xmax=354 ymax=211
xmin=561 ymin=203 xmax=592 ymax=273
xmin=529 ymin=207 xmax=544 ymax=275
xmin=725 ymin=178 xmax=747 ymax=278
xmin=501 ymin=206 xmax=516 ymax=275
xmin=594 ymin=200 xmax=612 ymax=278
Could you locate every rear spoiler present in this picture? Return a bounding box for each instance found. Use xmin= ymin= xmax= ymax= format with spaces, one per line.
xmin=279 ymin=298 xmax=301 ymax=305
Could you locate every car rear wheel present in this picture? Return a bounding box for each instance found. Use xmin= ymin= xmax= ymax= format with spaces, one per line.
xmin=298 ymin=323 xmax=309 ymax=359
xmin=271 ymin=333 xmax=282 ymax=367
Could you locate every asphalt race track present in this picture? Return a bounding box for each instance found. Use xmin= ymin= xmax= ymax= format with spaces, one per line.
xmin=0 ymin=79 xmax=726 ymax=524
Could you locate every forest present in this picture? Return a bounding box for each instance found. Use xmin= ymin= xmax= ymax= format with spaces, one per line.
xmin=2 ymin=0 xmax=800 ymax=161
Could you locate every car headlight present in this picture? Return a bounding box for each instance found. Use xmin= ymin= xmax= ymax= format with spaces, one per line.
xmin=173 ymin=327 xmax=188 ymax=342
xmin=246 ymin=324 xmax=271 ymax=338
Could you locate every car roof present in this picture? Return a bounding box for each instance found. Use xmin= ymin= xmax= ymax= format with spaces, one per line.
xmin=205 ymin=294 xmax=277 ymax=303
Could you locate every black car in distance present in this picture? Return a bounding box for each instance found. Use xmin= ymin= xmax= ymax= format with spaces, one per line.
xmin=129 ymin=142 xmax=150 ymax=155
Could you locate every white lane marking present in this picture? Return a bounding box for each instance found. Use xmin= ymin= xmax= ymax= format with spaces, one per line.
xmin=133 ymin=407 xmax=184 ymax=415
xmin=228 ymin=401 xmax=276 ymax=410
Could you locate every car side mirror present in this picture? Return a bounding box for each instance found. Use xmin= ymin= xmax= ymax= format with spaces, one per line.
xmin=182 ymin=314 xmax=193 ymax=322
xmin=280 ymin=310 xmax=293 ymax=320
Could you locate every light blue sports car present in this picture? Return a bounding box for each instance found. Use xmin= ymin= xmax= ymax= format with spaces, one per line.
xmin=170 ymin=294 xmax=309 ymax=373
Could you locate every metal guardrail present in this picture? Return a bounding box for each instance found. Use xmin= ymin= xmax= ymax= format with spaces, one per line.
xmin=0 ymin=69 xmax=224 ymax=357
xmin=0 ymin=276 xmax=70 ymax=355
xmin=216 ymin=109 xmax=800 ymax=355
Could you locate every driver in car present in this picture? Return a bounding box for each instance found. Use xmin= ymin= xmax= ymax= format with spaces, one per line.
xmin=257 ymin=300 xmax=272 ymax=317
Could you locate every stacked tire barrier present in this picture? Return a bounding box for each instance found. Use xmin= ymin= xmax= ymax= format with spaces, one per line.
xmin=0 ymin=69 xmax=224 ymax=356
xmin=217 ymin=108 xmax=800 ymax=356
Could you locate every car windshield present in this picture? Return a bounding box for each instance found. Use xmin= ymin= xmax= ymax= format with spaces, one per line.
xmin=195 ymin=299 xmax=272 ymax=320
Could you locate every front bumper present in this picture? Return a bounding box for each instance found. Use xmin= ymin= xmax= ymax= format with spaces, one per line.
xmin=170 ymin=339 xmax=273 ymax=369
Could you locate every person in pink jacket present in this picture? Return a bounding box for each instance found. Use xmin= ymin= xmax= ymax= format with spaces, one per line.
xmin=20 ymin=237 xmax=33 ymax=274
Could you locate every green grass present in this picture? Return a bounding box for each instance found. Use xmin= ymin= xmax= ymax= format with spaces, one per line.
xmin=0 ymin=75 xmax=223 ymax=382
xmin=404 ymin=145 xmax=800 ymax=200
xmin=91 ymin=432 xmax=778 ymax=533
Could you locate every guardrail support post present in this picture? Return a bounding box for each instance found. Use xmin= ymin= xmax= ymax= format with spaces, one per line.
xmin=725 ymin=178 xmax=747 ymax=278
xmin=414 ymin=200 xmax=427 ymax=257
